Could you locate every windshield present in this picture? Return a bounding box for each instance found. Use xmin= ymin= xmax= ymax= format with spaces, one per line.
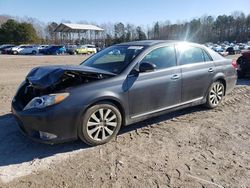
xmin=80 ymin=45 xmax=145 ymax=74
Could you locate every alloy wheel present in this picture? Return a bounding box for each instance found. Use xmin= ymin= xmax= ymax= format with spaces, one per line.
xmin=86 ymin=108 xmax=118 ymax=141
xmin=209 ymin=83 xmax=224 ymax=106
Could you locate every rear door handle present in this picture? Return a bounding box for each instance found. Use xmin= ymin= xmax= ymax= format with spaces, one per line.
xmin=208 ymin=68 xmax=214 ymax=73
xmin=171 ymin=74 xmax=180 ymax=80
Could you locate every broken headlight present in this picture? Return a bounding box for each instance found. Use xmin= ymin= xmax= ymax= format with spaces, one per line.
xmin=24 ymin=93 xmax=69 ymax=110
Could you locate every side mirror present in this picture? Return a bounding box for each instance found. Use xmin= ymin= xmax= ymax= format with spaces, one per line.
xmin=139 ymin=62 xmax=156 ymax=73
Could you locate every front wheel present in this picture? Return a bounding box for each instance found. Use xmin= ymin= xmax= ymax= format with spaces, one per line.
xmin=205 ymin=81 xmax=225 ymax=109
xmin=78 ymin=103 xmax=122 ymax=146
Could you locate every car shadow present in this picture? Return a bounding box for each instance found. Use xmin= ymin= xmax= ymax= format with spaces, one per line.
xmin=0 ymin=105 xmax=208 ymax=167
xmin=0 ymin=113 xmax=88 ymax=167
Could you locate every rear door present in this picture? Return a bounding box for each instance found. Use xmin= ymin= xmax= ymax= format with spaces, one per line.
xmin=19 ymin=46 xmax=28 ymax=54
xmin=25 ymin=46 xmax=33 ymax=54
xmin=176 ymin=44 xmax=215 ymax=102
xmin=128 ymin=45 xmax=182 ymax=117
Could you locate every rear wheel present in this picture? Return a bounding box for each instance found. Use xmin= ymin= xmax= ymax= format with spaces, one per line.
xmin=13 ymin=51 xmax=18 ymax=55
xmin=78 ymin=103 xmax=122 ymax=146
xmin=32 ymin=50 xmax=37 ymax=55
xmin=205 ymin=81 xmax=225 ymax=109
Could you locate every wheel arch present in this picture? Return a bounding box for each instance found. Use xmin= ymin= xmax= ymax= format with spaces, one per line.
xmin=211 ymin=73 xmax=227 ymax=96
xmin=84 ymin=97 xmax=126 ymax=127
xmin=215 ymin=78 xmax=226 ymax=95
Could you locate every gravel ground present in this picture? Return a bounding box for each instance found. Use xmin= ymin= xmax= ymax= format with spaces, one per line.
xmin=0 ymin=54 xmax=249 ymax=188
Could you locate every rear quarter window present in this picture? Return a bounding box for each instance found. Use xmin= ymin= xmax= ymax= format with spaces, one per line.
xmin=205 ymin=47 xmax=225 ymax=61
xmin=202 ymin=50 xmax=212 ymax=61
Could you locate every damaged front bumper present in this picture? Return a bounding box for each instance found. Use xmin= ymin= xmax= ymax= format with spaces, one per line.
xmin=10 ymin=64 xmax=115 ymax=144
xmin=11 ymin=101 xmax=82 ymax=144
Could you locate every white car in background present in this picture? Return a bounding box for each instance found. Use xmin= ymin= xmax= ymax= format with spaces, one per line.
xmin=11 ymin=45 xmax=39 ymax=55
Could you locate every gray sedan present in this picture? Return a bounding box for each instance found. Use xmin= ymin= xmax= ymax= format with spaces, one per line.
xmin=12 ymin=40 xmax=237 ymax=146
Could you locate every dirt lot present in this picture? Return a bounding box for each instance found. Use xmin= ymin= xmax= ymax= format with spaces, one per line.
xmin=0 ymin=54 xmax=249 ymax=188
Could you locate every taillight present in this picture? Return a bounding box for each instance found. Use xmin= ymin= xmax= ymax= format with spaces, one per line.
xmin=232 ymin=60 xmax=237 ymax=69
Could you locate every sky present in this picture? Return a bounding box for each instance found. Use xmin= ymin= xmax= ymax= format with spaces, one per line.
xmin=0 ymin=0 xmax=249 ymax=25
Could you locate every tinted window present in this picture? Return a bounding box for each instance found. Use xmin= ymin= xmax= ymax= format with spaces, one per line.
xmin=141 ymin=46 xmax=176 ymax=70
xmin=178 ymin=45 xmax=205 ymax=65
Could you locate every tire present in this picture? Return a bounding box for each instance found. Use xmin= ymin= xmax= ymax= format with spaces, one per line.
xmin=78 ymin=103 xmax=122 ymax=146
xmin=32 ymin=50 xmax=37 ymax=55
xmin=13 ymin=51 xmax=18 ymax=55
xmin=205 ymin=81 xmax=225 ymax=109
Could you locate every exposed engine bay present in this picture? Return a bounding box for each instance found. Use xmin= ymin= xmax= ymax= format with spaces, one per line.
xmin=13 ymin=65 xmax=115 ymax=110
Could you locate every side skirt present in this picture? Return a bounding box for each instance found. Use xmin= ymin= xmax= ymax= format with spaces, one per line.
xmin=126 ymin=97 xmax=204 ymax=126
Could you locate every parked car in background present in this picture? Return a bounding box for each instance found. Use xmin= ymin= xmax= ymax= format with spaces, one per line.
xmin=38 ymin=45 xmax=49 ymax=53
xmin=40 ymin=45 xmax=66 ymax=55
xmin=11 ymin=45 xmax=39 ymax=55
xmin=226 ymin=47 xmax=235 ymax=55
xmin=4 ymin=47 xmax=15 ymax=54
xmin=75 ymin=44 xmax=97 ymax=54
xmin=207 ymin=41 xmax=250 ymax=55
xmin=237 ymin=50 xmax=250 ymax=78
xmin=12 ymin=40 xmax=237 ymax=146
xmin=0 ymin=44 xmax=15 ymax=54
xmin=66 ymin=45 xmax=77 ymax=55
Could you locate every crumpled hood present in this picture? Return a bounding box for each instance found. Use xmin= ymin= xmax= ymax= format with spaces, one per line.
xmin=26 ymin=65 xmax=115 ymax=89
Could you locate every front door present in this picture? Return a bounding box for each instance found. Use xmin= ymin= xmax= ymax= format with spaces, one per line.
xmin=127 ymin=45 xmax=182 ymax=118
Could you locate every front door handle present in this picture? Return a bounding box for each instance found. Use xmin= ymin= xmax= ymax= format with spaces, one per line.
xmin=208 ymin=68 xmax=214 ymax=73
xmin=171 ymin=74 xmax=180 ymax=80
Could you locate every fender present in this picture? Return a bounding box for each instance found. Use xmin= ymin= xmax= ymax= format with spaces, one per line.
xmin=82 ymin=91 xmax=129 ymax=125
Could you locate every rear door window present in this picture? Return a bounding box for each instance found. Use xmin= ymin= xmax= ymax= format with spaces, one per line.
xmin=178 ymin=45 xmax=206 ymax=65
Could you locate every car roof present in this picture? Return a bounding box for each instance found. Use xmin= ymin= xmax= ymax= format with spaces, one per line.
xmin=116 ymin=40 xmax=203 ymax=47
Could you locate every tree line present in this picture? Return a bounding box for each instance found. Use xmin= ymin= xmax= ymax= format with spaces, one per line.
xmin=0 ymin=11 xmax=250 ymax=46
xmin=0 ymin=19 xmax=40 ymax=44
xmin=148 ymin=12 xmax=250 ymax=43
